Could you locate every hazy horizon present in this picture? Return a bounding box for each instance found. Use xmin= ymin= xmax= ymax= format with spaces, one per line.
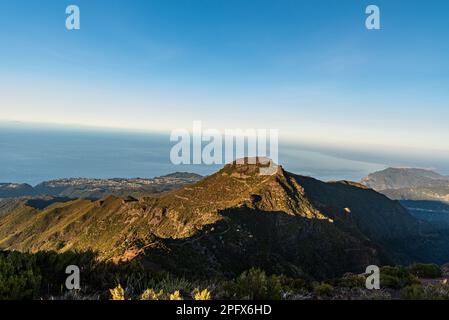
xmin=1 ymin=0 xmax=449 ymax=183
xmin=2 ymin=121 xmax=449 ymax=186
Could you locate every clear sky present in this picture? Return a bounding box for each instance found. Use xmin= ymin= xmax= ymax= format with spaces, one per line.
xmin=0 ymin=0 xmax=448 ymax=152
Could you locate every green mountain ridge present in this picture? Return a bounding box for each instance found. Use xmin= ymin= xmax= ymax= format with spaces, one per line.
xmin=1 ymin=160 xmax=449 ymax=279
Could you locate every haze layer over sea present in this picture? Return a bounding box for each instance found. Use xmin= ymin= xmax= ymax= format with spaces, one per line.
xmin=1 ymin=122 xmax=448 ymax=185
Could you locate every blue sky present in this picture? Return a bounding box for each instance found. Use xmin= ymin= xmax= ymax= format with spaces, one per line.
xmin=0 ymin=0 xmax=449 ymax=152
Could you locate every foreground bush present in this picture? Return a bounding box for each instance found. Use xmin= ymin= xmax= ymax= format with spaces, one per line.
xmin=313 ymin=283 xmax=333 ymax=297
xmin=140 ymin=288 xmax=165 ymax=300
xmin=329 ymin=275 xmax=365 ymax=289
xmin=138 ymin=288 xmax=208 ymax=300
xmin=3 ymin=249 xmax=449 ymax=301
xmin=193 ymin=288 xmax=212 ymax=300
xmin=401 ymin=284 xmax=449 ymax=300
xmin=0 ymin=252 xmax=42 ymax=300
xmin=110 ymin=284 xmax=125 ymax=300
xmin=408 ymin=264 xmax=442 ymax=279
xmin=381 ymin=266 xmax=419 ymax=289
xmin=221 ymin=268 xmax=282 ymax=300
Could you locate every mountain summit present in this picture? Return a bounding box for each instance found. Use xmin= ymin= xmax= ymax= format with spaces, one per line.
xmin=361 ymin=167 xmax=449 ymax=203
xmin=362 ymin=167 xmax=449 ymax=190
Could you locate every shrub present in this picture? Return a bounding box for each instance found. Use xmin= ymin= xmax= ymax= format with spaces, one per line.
xmin=140 ymin=288 xmax=207 ymax=300
xmin=141 ymin=288 xmax=166 ymax=300
xmin=401 ymin=285 xmax=426 ymax=300
xmin=331 ymin=275 xmax=365 ymax=288
xmin=427 ymin=284 xmax=449 ymax=299
xmin=380 ymin=266 xmax=419 ymax=289
xmin=408 ymin=264 xmax=442 ymax=279
xmin=313 ymin=283 xmax=333 ymax=297
xmin=156 ymin=274 xmax=193 ymax=294
xmin=193 ymin=288 xmax=211 ymax=300
xmin=402 ymin=284 xmax=449 ymax=300
xmin=0 ymin=252 xmax=42 ymax=300
xmin=170 ymin=290 xmax=183 ymax=300
xmin=277 ymin=275 xmax=311 ymax=292
xmin=221 ymin=268 xmax=282 ymax=300
xmin=109 ymin=284 xmax=125 ymax=300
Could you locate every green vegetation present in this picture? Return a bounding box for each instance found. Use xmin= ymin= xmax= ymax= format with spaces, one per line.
xmin=0 ymin=252 xmax=41 ymax=300
xmin=329 ymin=274 xmax=366 ymax=288
xmin=401 ymin=284 xmax=449 ymax=300
xmin=0 ymin=250 xmax=169 ymax=299
xmin=1 ymin=250 xmax=449 ymax=300
xmin=220 ymin=268 xmax=283 ymax=300
xmin=408 ymin=263 xmax=442 ymax=279
xmin=313 ymin=283 xmax=333 ymax=297
xmin=380 ymin=266 xmax=420 ymax=289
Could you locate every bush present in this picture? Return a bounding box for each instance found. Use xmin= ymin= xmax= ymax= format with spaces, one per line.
xmin=193 ymin=288 xmax=211 ymax=300
xmin=109 ymin=284 xmax=125 ymax=300
xmin=330 ymin=275 xmax=365 ymax=289
xmin=154 ymin=274 xmax=193 ymax=294
xmin=380 ymin=266 xmax=419 ymax=289
xmin=221 ymin=268 xmax=282 ymax=300
xmin=277 ymin=275 xmax=311 ymax=292
xmin=140 ymin=288 xmax=186 ymax=300
xmin=313 ymin=283 xmax=333 ymax=297
xmin=401 ymin=284 xmax=449 ymax=300
xmin=408 ymin=264 xmax=442 ymax=279
xmin=140 ymin=288 xmax=165 ymax=300
xmin=0 ymin=252 xmax=42 ymax=300
xmin=170 ymin=290 xmax=183 ymax=300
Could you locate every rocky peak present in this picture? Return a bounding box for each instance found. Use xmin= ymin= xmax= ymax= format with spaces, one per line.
xmin=221 ymin=157 xmax=281 ymax=177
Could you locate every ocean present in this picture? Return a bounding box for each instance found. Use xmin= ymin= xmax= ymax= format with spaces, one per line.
xmin=1 ymin=123 xmax=447 ymax=186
